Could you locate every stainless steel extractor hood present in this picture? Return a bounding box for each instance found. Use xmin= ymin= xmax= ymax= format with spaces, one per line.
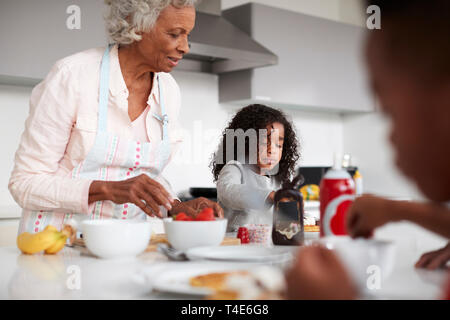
xmin=177 ymin=0 xmax=278 ymax=74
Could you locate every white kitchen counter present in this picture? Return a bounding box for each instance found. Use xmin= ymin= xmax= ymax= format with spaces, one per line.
xmin=0 ymin=233 xmax=447 ymax=300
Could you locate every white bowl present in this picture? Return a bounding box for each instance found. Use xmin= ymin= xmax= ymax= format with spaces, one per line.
xmin=81 ymin=220 xmax=152 ymax=259
xmin=316 ymin=236 xmax=396 ymax=290
xmin=163 ymin=218 xmax=227 ymax=251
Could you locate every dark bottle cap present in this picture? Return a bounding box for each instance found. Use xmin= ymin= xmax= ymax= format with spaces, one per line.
xmin=274 ymin=173 xmax=304 ymax=203
xmin=272 ymin=173 xmax=305 ymax=246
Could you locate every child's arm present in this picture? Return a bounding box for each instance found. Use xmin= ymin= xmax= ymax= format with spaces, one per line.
xmin=216 ymin=163 xmax=273 ymax=211
xmin=346 ymin=195 xmax=450 ymax=239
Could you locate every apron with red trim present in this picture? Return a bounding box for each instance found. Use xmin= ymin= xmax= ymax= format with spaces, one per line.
xmin=19 ymin=44 xmax=171 ymax=233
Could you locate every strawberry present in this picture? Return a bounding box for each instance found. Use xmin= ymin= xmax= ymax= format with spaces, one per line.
xmin=195 ymin=207 xmax=215 ymax=221
xmin=201 ymin=207 xmax=214 ymax=216
xmin=175 ymin=212 xmax=193 ymax=221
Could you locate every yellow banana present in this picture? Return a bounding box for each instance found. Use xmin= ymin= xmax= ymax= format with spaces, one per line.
xmin=44 ymin=225 xmax=59 ymax=233
xmin=17 ymin=226 xmax=62 ymax=255
xmin=44 ymin=234 xmax=67 ymax=254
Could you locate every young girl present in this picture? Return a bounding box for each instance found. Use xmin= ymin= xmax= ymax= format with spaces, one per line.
xmin=211 ymin=104 xmax=300 ymax=232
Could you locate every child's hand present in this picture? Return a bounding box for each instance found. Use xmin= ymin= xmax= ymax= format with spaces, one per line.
xmin=415 ymin=242 xmax=450 ymax=270
xmin=346 ymin=195 xmax=393 ymax=238
xmin=285 ymin=246 xmax=358 ymax=300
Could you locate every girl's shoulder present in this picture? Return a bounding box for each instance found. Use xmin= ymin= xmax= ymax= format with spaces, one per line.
xmin=217 ymin=160 xmax=246 ymax=180
xmin=220 ymin=160 xmax=245 ymax=173
xmin=218 ymin=161 xmax=264 ymax=182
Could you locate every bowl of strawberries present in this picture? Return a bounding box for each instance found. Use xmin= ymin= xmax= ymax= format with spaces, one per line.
xmin=163 ymin=208 xmax=227 ymax=251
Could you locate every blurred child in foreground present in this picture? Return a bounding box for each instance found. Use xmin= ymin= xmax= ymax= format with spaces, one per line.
xmin=286 ymin=0 xmax=450 ymax=299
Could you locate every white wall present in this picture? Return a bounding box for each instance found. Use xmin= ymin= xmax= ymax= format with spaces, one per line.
xmin=163 ymin=71 xmax=233 ymax=195
xmin=0 ymin=85 xmax=32 ymax=207
xmin=342 ymin=112 xmax=423 ymax=201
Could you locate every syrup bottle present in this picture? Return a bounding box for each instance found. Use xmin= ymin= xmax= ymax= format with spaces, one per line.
xmin=272 ymin=173 xmax=305 ymax=246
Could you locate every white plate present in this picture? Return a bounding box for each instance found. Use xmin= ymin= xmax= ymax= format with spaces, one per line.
xmin=185 ymin=245 xmax=297 ymax=263
xmin=143 ymin=262 xmax=254 ymax=297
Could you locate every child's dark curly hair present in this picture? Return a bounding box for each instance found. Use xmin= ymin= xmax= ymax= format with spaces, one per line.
xmin=211 ymin=104 xmax=300 ymax=185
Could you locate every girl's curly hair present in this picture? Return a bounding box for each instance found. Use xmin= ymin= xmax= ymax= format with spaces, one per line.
xmin=211 ymin=104 xmax=300 ymax=185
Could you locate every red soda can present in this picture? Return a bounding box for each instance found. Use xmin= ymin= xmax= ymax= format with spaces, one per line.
xmin=319 ymin=166 xmax=355 ymax=237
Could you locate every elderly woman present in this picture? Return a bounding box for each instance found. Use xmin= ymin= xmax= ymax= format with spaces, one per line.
xmin=9 ymin=0 xmax=223 ymax=234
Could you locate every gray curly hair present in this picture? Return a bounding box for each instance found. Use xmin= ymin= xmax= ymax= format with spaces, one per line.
xmin=104 ymin=0 xmax=199 ymax=45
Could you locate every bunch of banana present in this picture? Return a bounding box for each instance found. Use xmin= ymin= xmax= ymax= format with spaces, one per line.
xmin=17 ymin=224 xmax=76 ymax=255
xmin=300 ymin=184 xmax=320 ymax=201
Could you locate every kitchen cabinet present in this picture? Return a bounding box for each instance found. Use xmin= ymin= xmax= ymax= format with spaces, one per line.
xmin=220 ymin=3 xmax=374 ymax=113
xmin=0 ymin=0 xmax=107 ymax=84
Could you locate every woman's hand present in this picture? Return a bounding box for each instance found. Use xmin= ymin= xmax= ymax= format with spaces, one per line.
xmin=415 ymin=242 xmax=450 ymax=270
xmin=169 ymin=197 xmax=224 ymax=218
xmin=346 ymin=195 xmax=393 ymax=238
xmin=89 ymin=174 xmax=174 ymax=218
xmin=285 ymin=245 xmax=358 ymax=300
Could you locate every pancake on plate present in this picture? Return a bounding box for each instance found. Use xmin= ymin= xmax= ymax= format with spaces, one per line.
xmin=189 ymin=267 xmax=286 ymax=300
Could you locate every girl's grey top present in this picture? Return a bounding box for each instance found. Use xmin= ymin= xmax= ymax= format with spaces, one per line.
xmin=216 ymin=161 xmax=280 ymax=232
